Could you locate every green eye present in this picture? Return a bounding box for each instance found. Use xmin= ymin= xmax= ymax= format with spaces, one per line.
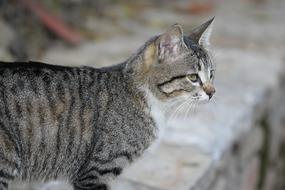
xmin=187 ymin=74 xmax=199 ymax=82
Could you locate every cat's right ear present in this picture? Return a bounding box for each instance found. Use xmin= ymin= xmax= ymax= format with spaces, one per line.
xmin=157 ymin=24 xmax=185 ymax=61
xmin=189 ymin=17 xmax=214 ymax=49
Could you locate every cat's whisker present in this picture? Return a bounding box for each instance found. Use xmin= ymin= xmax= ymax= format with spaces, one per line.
xmin=185 ymin=97 xmax=198 ymax=117
xmin=209 ymin=96 xmax=219 ymax=107
xmin=183 ymin=100 xmax=195 ymax=121
xmin=175 ymin=97 xmax=196 ymax=121
xmin=164 ymin=103 xmax=182 ymax=117
xmin=180 ymin=98 xmax=191 ymax=121
xmin=211 ymin=97 xmax=218 ymax=105
xmin=168 ymin=101 xmax=185 ymax=122
xmin=183 ymin=101 xmax=190 ymax=121
xmin=212 ymin=95 xmax=221 ymax=101
xmin=163 ymin=98 xmax=185 ymax=113
xmin=190 ymin=100 xmax=199 ymax=114
xmin=168 ymin=99 xmax=191 ymax=122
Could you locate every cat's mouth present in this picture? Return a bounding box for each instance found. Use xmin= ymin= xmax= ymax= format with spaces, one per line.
xmin=193 ymin=92 xmax=212 ymax=103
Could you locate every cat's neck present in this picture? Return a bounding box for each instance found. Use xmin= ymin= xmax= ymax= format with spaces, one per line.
xmin=143 ymin=87 xmax=167 ymax=137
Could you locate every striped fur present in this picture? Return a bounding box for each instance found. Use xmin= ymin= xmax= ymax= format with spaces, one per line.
xmin=0 ymin=20 xmax=215 ymax=190
xmin=0 ymin=62 xmax=155 ymax=190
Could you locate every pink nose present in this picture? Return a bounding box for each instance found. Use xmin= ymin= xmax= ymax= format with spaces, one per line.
xmin=202 ymin=84 xmax=215 ymax=99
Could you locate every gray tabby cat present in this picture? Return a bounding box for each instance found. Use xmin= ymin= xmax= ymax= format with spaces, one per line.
xmin=0 ymin=18 xmax=215 ymax=190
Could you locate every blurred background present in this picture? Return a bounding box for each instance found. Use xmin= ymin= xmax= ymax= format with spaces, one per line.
xmin=0 ymin=0 xmax=285 ymax=190
xmin=1 ymin=0 xmax=284 ymax=65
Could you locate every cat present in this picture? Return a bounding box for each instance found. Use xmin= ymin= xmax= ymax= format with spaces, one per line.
xmin=0 ymin=18 xmax=215 ymax=190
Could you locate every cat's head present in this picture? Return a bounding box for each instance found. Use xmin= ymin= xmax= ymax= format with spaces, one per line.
xmin=129 ymin=18 xmax=215 ymax=105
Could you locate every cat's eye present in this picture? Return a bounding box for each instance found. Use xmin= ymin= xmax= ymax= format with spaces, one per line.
xmin=187 ymin=74 xmax=199 ymax=82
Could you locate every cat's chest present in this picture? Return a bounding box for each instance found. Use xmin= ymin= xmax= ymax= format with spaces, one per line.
xmin=144 ymin=104 xmax=166 ymax=153
xmin=144 ymin=94 xmax=168 ymax=152
xmin=149 ymin=103 xmax=167 ymax=139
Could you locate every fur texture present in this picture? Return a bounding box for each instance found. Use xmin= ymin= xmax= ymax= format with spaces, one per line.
xmin=0 ymin=18 xmax=215 ymax=190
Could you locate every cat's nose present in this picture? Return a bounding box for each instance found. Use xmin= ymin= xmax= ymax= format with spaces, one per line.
xmin=207 ymin=91 xmax=215 ymax=99
xmin=202 ymin=83 xmax=215 ymax=99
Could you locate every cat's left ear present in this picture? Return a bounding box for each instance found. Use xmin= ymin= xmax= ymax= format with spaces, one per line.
xmin=142 ymin=24 xmax=185 ymax=70
xmin=157 ymin=24 xmax=185 ymax=61
xmin=189 ymin=17 xmax=214 ymax=49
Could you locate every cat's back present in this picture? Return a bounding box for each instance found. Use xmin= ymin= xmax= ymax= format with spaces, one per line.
xmin=0 ymin=61 xmax=95 ymax=97
xmin=0 ymin=61 xmax=77 ymax=91
xmin=0 ymin=61 xmax=88 ymax=123
xmin=0 ymin=60 xmax=98 ymax=133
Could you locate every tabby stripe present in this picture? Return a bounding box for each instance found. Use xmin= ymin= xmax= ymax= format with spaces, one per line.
xmin=14 ymin=102 xmax=23 ymax=118
xmin=75 ymin=183 xmax=107 ymax=190
xmin=35 ymin=101 xmax=48 ymax=178
xmin=26 ymin=98 xmax=34 ymax=166
xmin=78 ymin=174 xmax=98 ymax=182
xmin=74 ymin=69 xmax=85 ymax=167
xmin=115 ymin=151 xmax=133 ymax=162
xmin=0 ymin=181 xmax=8 ymax=188
xmin=66 ymin=70 xmax=77 ymax=156
xmin=1 ymin=91 xmax=23 ymax=161
xmin=0 ymin=123 xmax=20 ymax=158
xmin=24 ymin=99 xmax=35 ymax=159
xmin=99 ymin=167 xmax=122 ymax=176
xmin=76 ymin=72 xmax=103 ymax=174
xmin=42 ymin=71 xmax=57 ymax=120
xmin=0 ymin=171 xmax=14 ymax=180
xmin=75 ymin=98 xmax=100 ymax=181
xmin=30 ymin=73 xmax=39 ymax=94
xmin=52 ymin=74 xmax=73 ymax=174
xmin=38 ymin=78 xmax=49 ymax=160
xmin=78 ymin=166 xmax=122 ymax=178
xmin=56 ymin=82 xmax=66 ymax=103
xmin=197 ymin=61 xmax=202 ymax=71
xmin=92 ymin=151 xmax=133 ymax=165
xmin=51 ymin=74 xmax=68 ymax=171
xmin=37 ymin=153 xmax=49 ymax=178
xmin=0 ymin=153 xmax=19 ymax=170
xmin=66 ymin=92 xmax=76 ymax=156
xmin=30 ymin=155 xmax=39 ymax=178
xmin=87 ymin=71 xmax=97 ymax=90
xmin=157 ymin=75 xmax=187 ymax=87
xmin=103 ymin=73 xmax=113 ymax=111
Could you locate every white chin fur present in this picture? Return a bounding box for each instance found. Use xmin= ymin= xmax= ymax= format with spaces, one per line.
xmin=198 ymin=91 xmax=210 ymax=103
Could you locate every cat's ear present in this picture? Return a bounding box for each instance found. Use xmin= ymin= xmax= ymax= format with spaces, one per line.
xmin=157 ymin=24 xmax=185 ymax=61
xmin=141 ymin=24 xmax=184 ymax=70
xmin=189 ymin=17 xmax=214 ymax=48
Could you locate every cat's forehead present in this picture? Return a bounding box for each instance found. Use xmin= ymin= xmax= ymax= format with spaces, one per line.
xmin=183 ymin=36 xmax=213 ymax=71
